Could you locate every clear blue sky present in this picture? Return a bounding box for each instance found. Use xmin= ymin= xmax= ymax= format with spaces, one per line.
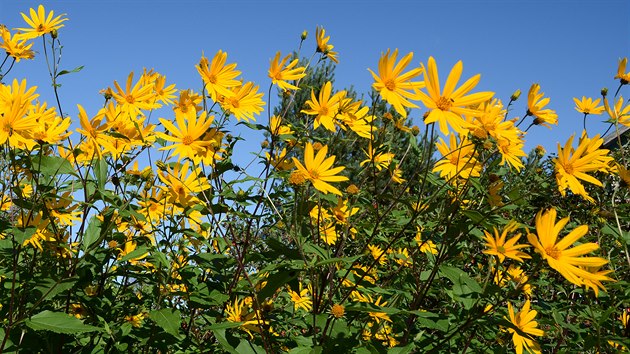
xmin=1 ymin=1 xmax=629 ymax=168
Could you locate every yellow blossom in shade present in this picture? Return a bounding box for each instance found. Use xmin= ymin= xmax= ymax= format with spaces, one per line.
xmin=390 ymin=165 xmax=406 ymax=184
xmin=224 ymin=298 xmax=268 ymax=339
xmin=488 ymin=180 xmax=504 ymax=207
xmin=0 ymin=25 xmax=35 ymax=62
xmin=621 ymin=309 xmax=629 ymax=327
xmin=288 ymin=283 xmax=312 ymax=312
xmin=573 ymin=96 xmax=604 ymax=115
xmin=615 ymin=57 xmax=630 ymax=83
xmin=220 ymin=81 xmax=265 ymax=122
xmin=482 ymin=221 xmax=531 ymax=263
xmin=331 ymin=198 xmax=359 ymax=225
xmin=196 ymin=50 xmax=242 ymax=101
xmin=497 ymin=137 xmax=527 ymax=171
xmin=269 ymin=115 xmax=293 ymax=136
xmin=360 ymin=142 xmax=394 ymax=171
xmin=337 ymin=99 xmax=375 ymax=139
xmin=618 ymin=164 xmax=630 ymax=188
xmin=158 ymin=111 xmax=215 ymax=161
xmin=527 ymin=208 xmax=613 ymax=289
xmin=417 ymin=56 xmax=494 ymax=135
xmin=330 ymin=304 xmax=345 ymax=318
xmin=266 ymin=148 xmax=294 ymax=171
xmin=17 ymin=5 xmax=68 ymax=40
xmin=268 ymin=52 xmax=306 ymax=91
xmin=157 ymin=161 xmax=211 ymax=207
xmin=506 ymin=265 xmax=534 ymax=297
xmin=526 ymin=84 xmax=558 ymax=128
xmin=368 ymin=244 xmax=387 ymax=265
xmin=433 ymin=133 xmax=481 ymax=182
xmin=301 ymin=81 xmax=346 ymax=132
xmin=292 ymin=142 xmax=348 ymax=195
xmin=111 ymin=72 xmax=158 ymax=116
xmin=554 ymin=131 xmax=613 ymax=202
xmin=603 ymin=96 xmax=630 ymax=126
xmin=315 ymin=26 xmax=338 ymax=63
xmin=125 ymin=312 xmax=147 ymax=328
xmin=173 ymin=89 xmax=202 ymax=117
xmin=415 ymin=229 xmax=438 ymax=255
xmin=506 ymin=300 xmax=544 ymax=354
xmin=367 ymin=295 xmax=392 ymax=324
xmin=391 ymin=247 xmax=412 ymax=267
xmin=368 ymin=49 xmax=425 ymax=118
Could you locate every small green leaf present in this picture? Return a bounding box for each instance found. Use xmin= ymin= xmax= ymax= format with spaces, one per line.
xmin=26 ymin=310 xmax=100 ymax=334
xmin=57 ymin=65 xmax=84 ymax=76
xmin=83 ymin=216 xmax=102 ymax=252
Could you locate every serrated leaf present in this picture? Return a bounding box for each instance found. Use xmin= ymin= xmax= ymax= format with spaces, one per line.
xmin=26 ymin=310 xmax=100 ymax=334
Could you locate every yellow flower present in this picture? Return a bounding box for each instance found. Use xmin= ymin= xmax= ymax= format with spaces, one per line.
xmin=17 ymin=5 xmax=68 ymax=40
xmin=417 ymin=56 xmax=494 ymax=135
xmin=603 ymin=96 xmax=630 ymax=126
xmin=0 ymin=79 xmax=39 ymax=149
xmin=482 ymin=221 xmax=530 ymax=263
xmin=292 ymin=142 xmax=348 ymax=195
xmin=268 ymin=52 xmax=306 ymax=91
xmin=301 ymin=81 xmax=346 ymax=132
xmin=319 ymin=222 xmax=338 ymax=245
xmin=360 ymin=142 xmax=394 ymax=171
xmin=0 ymin=25 xmax=34 ymax=62
xmin=288 ymin=283 xmax=312 ymax=312
xmin=158 ymin=111 xmax=215 ymax=161
xmin=125 ymin=312 xmax=147 ymax=328
xmin=157 ymin=161 xmax=211 ymax=207
xmin=315 ymin=26 xmax=338 ymax=63
xmin=196 ymin=50 xmax=242 ymax=101
xmin=111 ymin=72 xmax=158 ymax=116
xmin=368 ymin=49 xmax=424 ymax=117
xmin=573 ymin=96 xmax=604 ymax=115
xmin=614 ymin=57 xmax=630 ymax=83
xmin=580 ymin=265 xmax=614 ymax=297
xmin=75 ymin=104 xmax=116 ymax=158
xmin=368 ymin=244 xmax=387 ymax=265
xmin=330 ymin=304 xmax=345 ymax=318
xmin=554 ymin=132 xmax=613 ymax=202
xmin=224 ymin=298 xmax=269 ymax=338
xmin=433 ymin=133 xmax=481 ymax=182
xmin=527 ymin=208 xmax=613 ymax=289
xmin=526 ymin=84 xmax=557 ymax=128
xmin=367 ymin=295 xmax=392 ymax=324
xmin=505 ymin=300 xmax=544 ymax=354
xmin=220 ymin=81 xmax=265 ymax=122
xmin=269 ymin=115 xmax=293 ymax=136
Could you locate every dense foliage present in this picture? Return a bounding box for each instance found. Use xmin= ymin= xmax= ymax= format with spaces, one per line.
xmin=0 ymin=5 xmax=629 ymax=353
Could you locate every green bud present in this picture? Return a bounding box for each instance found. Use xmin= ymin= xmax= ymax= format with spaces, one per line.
xmin=601 ymin=87 xmax=608 ymax=97
xmin=301 ymin=30 xmax=308 ymax=40
xmin=51 ymin=29 xmax=58 ymax=39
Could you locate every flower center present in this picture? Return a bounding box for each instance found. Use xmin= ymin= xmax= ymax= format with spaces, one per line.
xmin=229 ymin=98 xmax=240 ymax=108
xmin=125 ymin=95 xmax=135 ymax=104
xmin=384 ymin=79 xmax=396 ymax=91
xmin=545 ymin=246 xmax=562 ymax=260
xmin=562 ymin=162 xmax=574 ymax=175
xmin=182 ymin=135 xmax=193 ymax=145
xmin=436 ymin=96 xmax=453 ymax=111
xmin=37 ymin=24 xmax=45 ymax=32
xmin=319 ymin=107 xmax=329 ymax=116
xmin=207 ymin=74 xmax=217 ymax=84
xmin=497 ymin=245 xmax=506 ymax=254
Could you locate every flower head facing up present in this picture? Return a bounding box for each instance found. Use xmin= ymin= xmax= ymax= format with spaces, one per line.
xmin=417 ymin=56 xmax=494 ymax=135
xmin=292 ymin=142 xmax=348 ymax=195
xmin=506 ymin=300 xmax=544 ymax=354
xmin=301 ymin=81 xmax=346 ymax=132
xmin=17 ymin=5 xmax=68 ymax=40
xmin=196 ymin=50 xmax=241 ymax=101
xmin=527 ymin=208 xmax=613 ymax=291
xmin=526 ymin=84 xmax=558 ymax=128
xmin=0 ymin=25 xmax=35 ymax=62
xmin=368 ymin=49 xmax=424 ymax=117
xmin=268 ymin=52 xmax=306 ymax=91
xmin=554 ymin=131 xmax=613 ymax=202
xmin=482 ymin=220 xmax=531 ymax=263
xmin=573 ymin=96 xmax=604 ymax=115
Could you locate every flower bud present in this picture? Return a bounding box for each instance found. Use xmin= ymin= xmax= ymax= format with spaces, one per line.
xmin=301 ymin=30 xmax=308 ymax=40
xmin=261 ymin=140 xmax=269 ymax=148
xmin=601 ymin=87 xmax=608 ymax=97
xmin=411 ymin=125 xmax=420 ymax=136
xmin=510 ymin=89 xmax=521 ymax=101
xmin=51 ymin=29 xmax=58 ymax=39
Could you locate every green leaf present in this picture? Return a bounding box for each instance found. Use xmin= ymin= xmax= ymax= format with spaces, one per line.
xmin=207 ymin=321 xmax=243 ymax=330
xmin=212 ymin=328 xmax=239 ymax=354
xmin=93 ymin=158 xmax=108 ymax=191
xmin=82 ymin=216 xmax=102 ymax=252
xmin=31 ymin=155 xmax=77 ymax=177
xmin=57 ymin=65 xmax=84 ymax=76
xmin=119 ymin=246 xmax=149 ymax=263
xmin=235 ymin=339 xmax=266 ymax=354
xmin=149 ymin=308 xmax=183 ymax=339
xmin=34 ymin=277 xmax=77 ymax=302
xmin=26 ymin=310 xmax=101 ymax=334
